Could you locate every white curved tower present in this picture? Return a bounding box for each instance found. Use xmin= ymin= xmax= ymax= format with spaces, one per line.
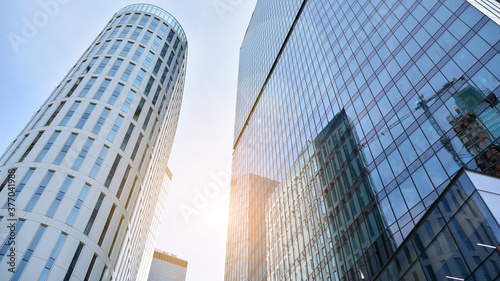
xmin=0 ymin=4 xmax=187 ymax=281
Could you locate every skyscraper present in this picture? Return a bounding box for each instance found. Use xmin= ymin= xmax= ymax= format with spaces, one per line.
xmin=147 ymin=249 xmax=188 ymax=281
xmin=226 ymin=0 xmax=500 ymax=280
xmin=0 ymin=4 xmax=187 ymax=281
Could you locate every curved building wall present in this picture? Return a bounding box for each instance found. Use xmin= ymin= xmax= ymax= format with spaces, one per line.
xmin=0 ymin=4 xmax=187 ymax=281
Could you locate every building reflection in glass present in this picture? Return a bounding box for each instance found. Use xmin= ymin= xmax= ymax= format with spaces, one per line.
xmin=375 ymin=169 xmax=500 ymax=281
xmin=266 ymin=109 xmax=397 ymax=280
xmin=225 ymin=174 xmax=279 ymax=280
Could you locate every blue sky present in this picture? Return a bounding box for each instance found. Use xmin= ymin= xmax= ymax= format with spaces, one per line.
xmin=0 ymin=0 xmax=257 ymax=280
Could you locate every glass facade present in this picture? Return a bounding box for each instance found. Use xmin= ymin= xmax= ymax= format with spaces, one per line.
xmin=0 ymin=4 xmax=187 ymax=281
xmin=226 ymin=0 xmax=500 ymax=280
xmin=375 ymin=169 xmax=500 ymax=281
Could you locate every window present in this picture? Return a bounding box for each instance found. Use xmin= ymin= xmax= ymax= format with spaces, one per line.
xmin=4 ymin=135 xmax=28 ymax=164
xmin=167 ymin=51 xmax=174 ymax=66
xmin=0 ymin=220 xmax=25 ymax=262
xmin=38 ymin=233 xmax=66 ymax=281
xmin=152 ymin=36 xmax=161 ymax=51
xmin=152 ymin=87 xmax=161 ymax=105
xmin=109 ymin=216 xmax=124 ymax=256
xmin=45 ymin=101 xmax=65 ymax=126
xmin=177 ymin=46 xmax=184 ymax=58
xmin=138 ymin=14 xmax=150 ymax=26
xmin=133 ymin=69 xmax=146 ymax=88
xmin=36 ymin=131 xmax=60 ymax=162
xmin=160 ymin=43 xmax=169 ymax=58
xmin=93 ymin=108 xmax=111 ymax=134
xmin=25 ymin=171 xmax=54 ymax=211
xmin=138 ymin=144 xmax=149 ymax=170
xmin=76 ymin=103 xmax=96 ymax=129
xmin=19 ymin=131 xmax=44 ymax=162
xmin=108 ymin=40 xmax=122 ymax=55
xmin=107 ymin=115 xmax=123 ymax=142
xmin=152 ymin=59 xmax=162 ymax=76
xmin=83 ymin=192 xmax=104 ymax=234
xmin=116 ymin=165 xmax=131 ymax=198
xmin=32 ymin=105 xmax=52 ymax=129
xmin=133 ymin=98 xmax=145 ymax=120
xmin=120 ymin=41 xmax=133 ymax=57
xmin=108 ymin=84 xmax=124 ymax=105
xmin=159 ymin=23 xmax=168 ymax=37
xmin=74 ymin=59 xmax=86 ymax=74
xmin=100 ymin=266 xmax=108 ymax=281
xmin=87 ymin=43 xmax=99 ymax=57
xmin=108 ymin=58 xmax=123 ymax=76
xmin=166 ymin=30 xmax=175 ymax=42
xmin=132 ymin=45 xmax=144 ymax=61
xmin=130 ymin=27 xmax=143 ymax=40
xmin=125 ymin=177 xmax=138 ymax=209
xmin=46 ymin=176 xmax=73 ymax=218
xmin=120 ymin=124 xmax=134 ymax=150
xmin=54 ymin=133 xmax=77 ymax=165
xmin=0 ymin=168 xmax=16 ymax=192
xmin=173 ymin=38 xmax=180 ymax=51
xmin=104 ymin=155 xmax=122 ymax=187
xmin=89 ymin=145 xmax=109 ymax=179
xmin=111 ymin=15 xmax=121 ymax=25
xmin=84 ymin=255 xmax=98 ymax=281
xmin=66 ymin=77 xmax=83 ymax=97
xmin=4 ymin=169 xmax=35 ymax=206
xmin=94 ymin=79 xmax=111 ymax=100
xmin=53 ymin=81 xmax=69 ymax=100
xmin=98 ymin=204 xmax=116 ymax=246
xmin=131 ymin=134 xmax=143 ymax=161
xmin=160 ymin=67 xmax=168 ymax=84
xmin=63 ymin=242 xmax=84 ymax=281
xmin=129 ymin=13 xmax=140 ymax=24
xmin=119 ymin=14 xmax=130 ymax=24
xmin=97 ymin=41 xmax=110 ymax=55
xmin=158 ymin=96 xmax=166 ymax=115
xmin=172 ymin=61 xmax=178 ymax=73
xmin=72 ymin=138 xmax=94 ymax=171
xmin=79 ymin=77 xmax=97 ymax=97
xmin=95 ymin=57 xmax=110 ymax=74
xmin=66 ymin=184 xmax=90 ymax=225
xmin=142 ymin=108 xmax=153 ymax=131
xmin=121 ymin=63 xmax=135 ymax=82
xmin=144 ymin=77 xmax=155 ymax=96
xmin=150 ymin=118 xmax=158 ymax=140
xmin=84 ymin=57 xmax=98 ymax=74
xmin=166 ymin=77 xmax=173 ymax=91
xmin=141 ymin=30 xmax=153 ymax=45
xmin=121 ymin=90 xmax=136 ymax=112
xmin=11 ymin=225 xmax=47 ymax=281
xmin=150 ymin=18 xmax=160 ymax=31
xmin=109 ymin=25 xmax=121 ymax=38
xmin=60 ymin=101 xmax=81 ymax=126
xmin=143 ymin=51 xmax=154 ymax=68
xmin=101 ymin=28 xmax=112 ymax=39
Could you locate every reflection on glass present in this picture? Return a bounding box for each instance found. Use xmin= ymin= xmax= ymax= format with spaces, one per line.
xmin=374 ymin=170 xmax=500 ymax=281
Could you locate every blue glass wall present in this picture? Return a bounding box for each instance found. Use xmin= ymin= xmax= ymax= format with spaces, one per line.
xmin=375 ymin=170 xmax=500 ymax=281
xmin=227 ymin=0 xmax=500 ymax=280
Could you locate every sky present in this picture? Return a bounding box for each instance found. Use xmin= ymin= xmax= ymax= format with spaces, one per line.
xmin=0 ymin=0 xmax=257 ymax=280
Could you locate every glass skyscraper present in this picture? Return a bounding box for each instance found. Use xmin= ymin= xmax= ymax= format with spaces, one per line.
xmin=0 ymin=4 xmax=187 ymax=281
xmin=225 ymin=0 xmax=500 ymax=280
